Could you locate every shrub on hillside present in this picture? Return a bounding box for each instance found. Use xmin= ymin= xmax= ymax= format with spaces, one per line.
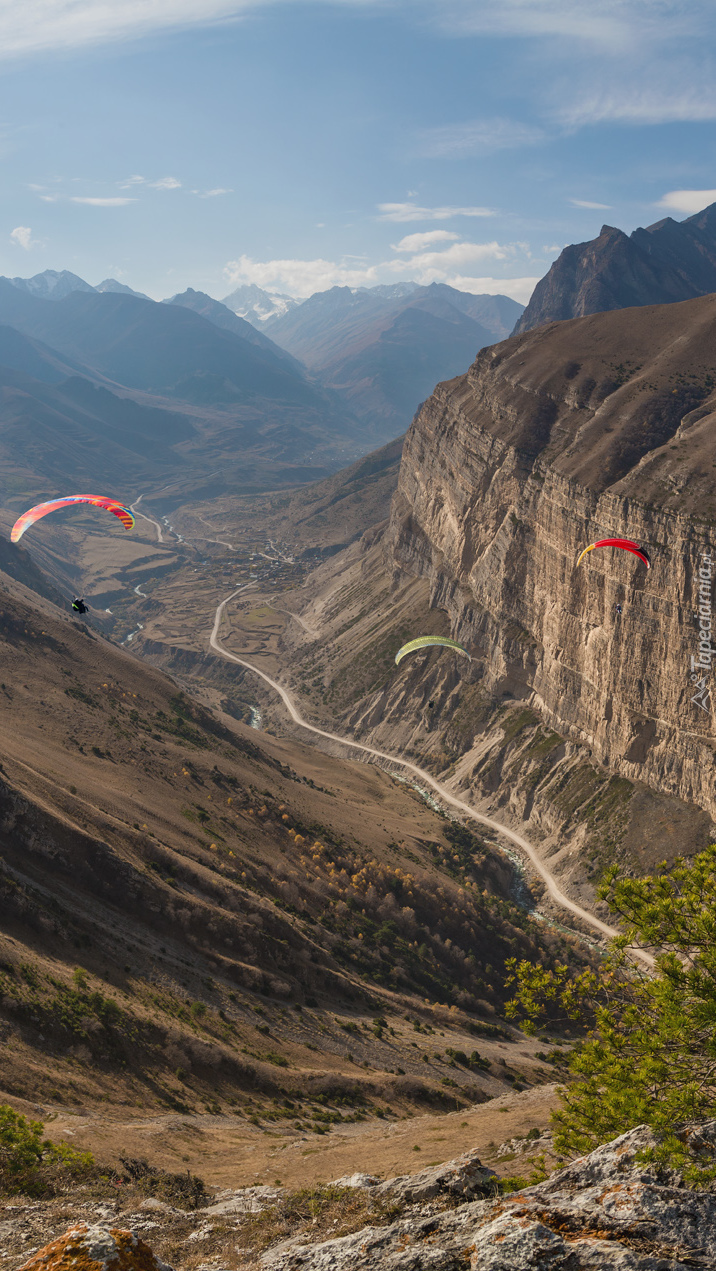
xmin=507 ymin=844 xmax=716 ymax=1182
xmin=118 ymin=1155 xmax=207 ymax=1207
xmin=0 ymin=1104 xmax=94 ymax=1196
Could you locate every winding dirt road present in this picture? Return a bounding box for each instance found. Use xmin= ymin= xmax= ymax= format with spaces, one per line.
xmin=130 ymin=496 xmax=166 ymax=543
xmin=210 ymin=587 xmax=654 ymax=966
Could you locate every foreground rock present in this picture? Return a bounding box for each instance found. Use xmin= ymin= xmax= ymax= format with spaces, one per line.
xmin=262 ymin=1122 xmax=716 ymax=1269
xmin=16 ymin=1224 xmax=173 ymax=1271
xmin=374 ymin=1148 xmax=497 ymax=1204
xmin=10 ymin=1124 xmax=716 ymax=1270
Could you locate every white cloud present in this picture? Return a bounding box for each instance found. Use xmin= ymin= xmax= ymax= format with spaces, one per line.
xmin=443 ymin=275 xmax=541 ymax=304
xmin=551 ymin=59 xmax=716 ymax=127
xmin=0 ymin=2 xmax=706 ymax=62
xmin=384 ymin=239 xmax=512 ymax=286
xmin=426 ymin=1 xmax=708 ymax=50
xmin=223 ymin=254 xmax=380 ymax=296
xmin=656 ymin=188 xmax=716 ymax=214
xmin=416 ymin=116 xmax=544 ymax=159
xmin=389 ymin=239 xmax=509 ymax=273
xmin=39 ymin=194 xmax=59 ymax=202
xmin=378 ymin=202 xmax=495 ymax=222
xmin=569 ymin=198 xmax=612 ymax=209
xmin=0 ymin=1 xmax=249 ymax=58
xmin=224 ymin=237 xmax=539 ymax=301
xmin=118 ymin=174 xmax=180 ymax=189
xmin=70 ymin=196 xmax=136 ymax=206
xmin=392 ymin=230 xmax=459 ymax=252
xmin=10 ymin=225 xmax=35 ymax=249
xmin=197 ymin=187 xmax=232 ymax=197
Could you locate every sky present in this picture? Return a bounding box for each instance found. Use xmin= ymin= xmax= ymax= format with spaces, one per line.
xmin=1 ymin=0 xmax=716 ymax=305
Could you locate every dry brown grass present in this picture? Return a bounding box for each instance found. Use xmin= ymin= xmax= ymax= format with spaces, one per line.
xmin=236 ymin=1185 xmax=404 ymax=1256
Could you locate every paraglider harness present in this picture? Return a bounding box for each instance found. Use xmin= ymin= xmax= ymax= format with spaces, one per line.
xmin=72 ymin=597 xmax=88 ymax=615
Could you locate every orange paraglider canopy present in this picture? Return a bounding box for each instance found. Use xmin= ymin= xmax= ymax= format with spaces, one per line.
xmin=11 ymin=496 xmax=134 ymax=543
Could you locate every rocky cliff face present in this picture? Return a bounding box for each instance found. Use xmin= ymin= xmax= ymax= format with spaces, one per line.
xmin=383 ymin=294 xmax=716 ymax=823
xmin=514 ymin=202 xmax=716 ymax=334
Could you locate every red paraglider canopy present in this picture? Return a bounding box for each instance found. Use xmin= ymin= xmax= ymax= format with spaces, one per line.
xmin=576 ymin=538 xmax=651 ymax=569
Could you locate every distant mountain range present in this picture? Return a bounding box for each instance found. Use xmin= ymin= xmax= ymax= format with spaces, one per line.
xmin=222 ymin=282 xmax=301 ymax=324
xmin=245 ymin=282 xmax=523 ymax=435
xmin=7 ymin=269 xmax=150 ymax=301
xmin=514 ymin=202 xmax=716 ymax=334
xmin=0 ymin=281 xmax=320 ymax=406
xmin=0 ymin=271 xmax=524 ymax=504
xmin=0 ymin=277 xmax=368 ymax=512
xmin=164 ymin=287 xmax=304 ymax=374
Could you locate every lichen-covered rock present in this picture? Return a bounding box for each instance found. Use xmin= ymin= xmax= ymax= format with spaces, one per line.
xmin=330 ymin=1174 xmax=380 ymax=1190
xmin=471 ymin=1122 xmax=716 ymax=1269
xmin=262 ymin=1123 xmax=716 ymax=1270
xmin=375 ymin=1148 xmax=497 ymax=1203
xmin=16 ymin=1224 xmax=174 ymax=1271
xmin=16 ymin=1126 xmax=716 ymax=1271
xmin=261 ymin=1203 xmax=488 ymax=1270
xmin=203 ymin=1184 xmax=284 ymax=1215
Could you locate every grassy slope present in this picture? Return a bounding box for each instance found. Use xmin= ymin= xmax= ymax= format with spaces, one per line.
xmin=0 ymin=567 xmax=582 ymax=1129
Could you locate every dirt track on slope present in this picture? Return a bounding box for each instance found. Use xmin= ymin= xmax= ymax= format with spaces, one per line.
xmin=209 ymin=587 xmax=653 ymax=969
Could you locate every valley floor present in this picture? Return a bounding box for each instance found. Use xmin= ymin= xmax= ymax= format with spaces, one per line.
xmin=6 ymin=1083 xmax=559 ymax=1192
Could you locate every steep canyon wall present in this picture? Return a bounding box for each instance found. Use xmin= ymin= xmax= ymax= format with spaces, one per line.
xmin=384 ymin=295 xmax=716 ymax=819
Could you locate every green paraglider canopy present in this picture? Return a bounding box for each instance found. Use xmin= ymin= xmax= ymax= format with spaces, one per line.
xmin=395 ymin=636 xmax=471 ymax=666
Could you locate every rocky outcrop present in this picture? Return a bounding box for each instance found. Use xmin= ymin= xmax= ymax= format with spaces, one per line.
xmin=382 ymin=295 xmax=716 ymax=822
xmin=12 ymin=1125 xmax=716 ymax=1270
xmin=514 ymin=202 xmax=716 ymax=333
xmin=376 ymin=1148 xmax=497 ymax=1203
xmin=262 ymin=1123 xmax=716 ymax=1269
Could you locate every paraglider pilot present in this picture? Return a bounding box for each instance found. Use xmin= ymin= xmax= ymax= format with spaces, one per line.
xmin=72 ymin=597 xmax=88 ymax=615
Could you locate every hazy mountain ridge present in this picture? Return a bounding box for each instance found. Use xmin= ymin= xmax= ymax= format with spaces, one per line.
xmin=0 ymin=284 xmax=372 ymax=509
xmin=0 ymin=272 xmax=524 ymax=511
xmin=260 ymin=282 xmax=524 ymax=435
xmin=262 ymin=283 xmax=521 ymax=360
xmin=7 ymin=269 xmax=149 ymax=302
xmin=165 ymin=287 xmax=306 ymax=375
xmin=0 ymin=285 xmax=315 ymax=403
xmin=221 ymin=281 xmax=301 ymax=324
xmin=0 ymin=323 xmax=91 ymax=383
xmin=95 ymin=278 xmax=150 ymax=299
xmin=514 ymin=200 xmax=716 ymax=333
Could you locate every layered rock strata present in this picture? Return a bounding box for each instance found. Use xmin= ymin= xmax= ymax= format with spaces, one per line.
xmin=384 ymin=295 xmax=716 ymax=820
